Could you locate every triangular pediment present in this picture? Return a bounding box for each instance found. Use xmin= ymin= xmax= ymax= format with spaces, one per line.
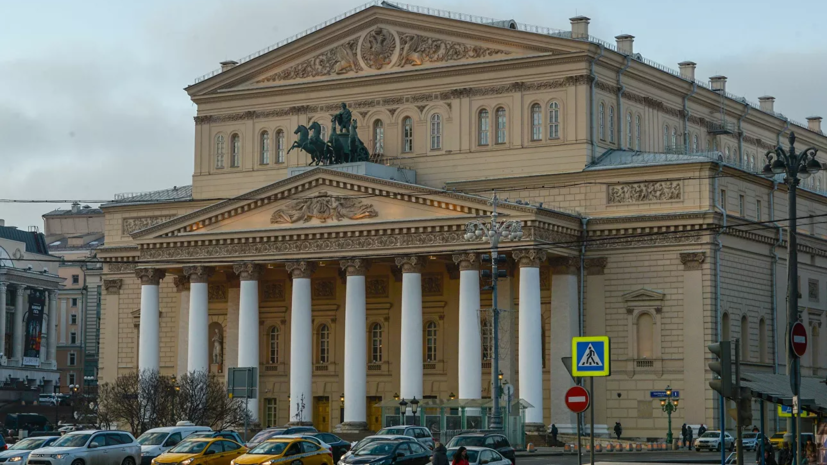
xmin=622 ymin=288 xmax=665 ymax=303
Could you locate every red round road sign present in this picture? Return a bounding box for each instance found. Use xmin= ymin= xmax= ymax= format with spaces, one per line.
xmin=565 ymin=386 xmax=590 ymax=413
xmin=791 ymin=322 xmax=808 ymax=358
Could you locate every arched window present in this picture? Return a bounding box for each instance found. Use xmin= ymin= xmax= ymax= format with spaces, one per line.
xmin=215 ymin=134 xmax=225 ymax=168
xmin=692 ymin=134 xmax=699 ymax=153
xmin=740 ymin=316 xmax=749 ymax=361
xmin=548 ymin=102 xmax=560 ymax=140
xmin=599 ymin=103 xmax=605 ymax=140
xmin=496 ymin=108 xmax=507 ymax=144
xmin=742 ymin=151 xmax=748 ymax=168
xmin=635 ymin=115 xmax=642 ymax=150
xmin=662 ymin=125 xmax=669 ymax=150
xmin=478 ymin=109 xmax=490 ymax=145
xmin=670 ymin=126 xmax=677 ymax=148
xmin=260 ymin=131 xmax=270 ymax=165
xmin=531 ymin=104 xmax=542 ymax=141
xmin=230 ymin=134 xmax=240 ymax=167
xmin=481 ymin=318 xmax=493 ymax=361
xmin=276 ymin=130 xmax=285 ymax=163
xmin=759 ymin=318 xmax=767 ymax=363
xmin=269 ymin=326 xmax=279 ymax=364
xmin=626 ymin=112 xmax=632 ymax=149
xmin=722 ymin=313 xmax=731 ymax=344
xmin=320 ymin=123 xmax=328 ymax=142
xmin=430 ymin=114 xmax=442 ymax=150
xmin=371 ymin=323 xmax=383 ymax=363
xmin=725 ymin=147 xmax=731 ymax=164
xmin=636 ymin=313 xmax=654 ymax=359
xmin=373 ymin=120 xmax=384 ymax=155
xmin=609 ymin=106 xmax=615 ymax=143
xmin=402 ymin=117 xmax=413 ymax=153
xmin=817 ymin=177 xmax=822 ymax=192
xmin=750 ymin=154 xmax=756 ymax=172
xmin=425 ymin=321 xmax=438 ymax=362
xmin=317 ymin=324 xmax=330 ymax=364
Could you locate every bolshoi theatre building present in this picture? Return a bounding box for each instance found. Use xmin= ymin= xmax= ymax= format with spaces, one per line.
xmin=97 ymin=1 xmax=827 ymax=438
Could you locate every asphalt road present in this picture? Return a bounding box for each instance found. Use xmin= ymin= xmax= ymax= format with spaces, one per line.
xmin=516 ymin=451 xmax=733 ymax=465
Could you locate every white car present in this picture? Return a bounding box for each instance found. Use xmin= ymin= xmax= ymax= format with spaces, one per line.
xmin=29 ymin=430 xmax=141 ymax=465
xmin=447 ymin=447 xmax=511 ymax=465
xmin=0 ymin=436 xmax=61 ymax=464
xmin=136 ymin=424 xmax=211 ymax=465
xmin=695 ymin=431 xmax=735 ymax=452
xmin=740 ymin=432 xmax=763 ymax=451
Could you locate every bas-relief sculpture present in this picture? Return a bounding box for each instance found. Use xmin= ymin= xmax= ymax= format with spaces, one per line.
xmin=607 ymin=181 xmax=682 ymax=205
xmin=270 ymin=190 xmax=378 ymax=224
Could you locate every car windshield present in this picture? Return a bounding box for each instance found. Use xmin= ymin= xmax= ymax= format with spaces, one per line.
xmin=448 ymin=437 xmax=485 ymax=448
xmin=743 ymin=433 xmax=758 ymax=439
xmin=10 ymin=438 xmax=49 ymax=450
xmin=376 ymin=428 xmax=405 ymax=436
xmin=249 ymin=442 xmax=289 ymax=455
xmin=250 ymin=430 xmax=285 ymax=444
xmin=355 ymin=443 xmax=396 ymax=456
xmin=137 ymin=433 xmax=168 ymax=446
xmin=52 ymin=434 xmax=91 ymax=448
xmin=447 ymin=449 xmax=480 ymax=463
xmin=772 ymin=433 xmax=785 ymax=439
xmin=701 ymin=432 xmax=721 ymax=438
xmin=169 ymin=441 xmax=207 ymax=454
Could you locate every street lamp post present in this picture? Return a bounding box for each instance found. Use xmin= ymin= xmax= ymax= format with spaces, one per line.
xmin=399 ymin=398 xmax=408 ymax=426
xmin=464 ymin=192 xmax=523 ymax=431
xmin=762 ymin=131 xmax=821 ymax=465
xmin=660 ymin=386 xmax=679 ymax=448
xmin=410 ymin=397 xmax=419 ymax=426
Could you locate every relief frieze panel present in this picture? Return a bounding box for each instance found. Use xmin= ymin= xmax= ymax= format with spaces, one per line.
xmin=607 ymin=181 xmax=682 ymax=205
xmin=257 ymin=38 xmax=362 ymax=83
xmin=261 ymin=280 xmax=286 ymax=302
xmin=122 ymin=216 xmax=175 ymax=235
xmin=208 ymin=284 xmax=228 ymax=301
xmin=270 ymin=191 xmax=378 ymax=224
xmin=312 ymin=278 xmax=337 ymax=300
xmin=365 ymin=276 xmax=389 ymax=298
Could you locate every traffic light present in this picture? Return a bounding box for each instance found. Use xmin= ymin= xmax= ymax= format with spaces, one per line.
xmin=737 ymin=386 xmax=753 ymax=426
xmin=480 ymin=254 xmax=508 ymax=283
xmin=708 ymin=341 xmax=733 ymax=398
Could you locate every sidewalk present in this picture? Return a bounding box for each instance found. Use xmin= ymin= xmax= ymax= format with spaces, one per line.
xmin=515 ymin=447 xmax=716 ymax=460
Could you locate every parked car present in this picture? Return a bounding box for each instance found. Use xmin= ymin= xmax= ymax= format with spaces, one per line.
xmin=29 ymin=430 xmax=141 ymax=465
xmin=246 ymin=427 xmax=317 ymax=448
xmin=186 ymin=431 xmax=244 ymax=445
xmin=0 ymin=436 xmax=60 ymax=463
xmin=339 ymin=440 xmax=430 ymax=465
xmin=29 ymin=432 xmax=62 ymax=438
xmin=151 ymin=438 xmax=245 ymax=465
xmin=447 ymin=447 xmax=512 ymax=465
xmin=304 ymin=433 xmax=351 ymax=462
xmin=339 ymin=435 xmax=416 ymax=462
xmin=446 ymin=433 xmax=515 ymax=465
xmin=739 ymin=432 xmax=762 ymax=451
xmin=768 ymin=432 xmax=815 ymax=449
xmin=375 ymin=426 xmax=435 ymax=450
xmin=234 ymin=438 xmax=333 ymax=465
xmin=694 ymin=431 xmax=735 ymax=452
xmin=137 ymin=424 xmax=212 ymax=465
xmin=5 ymin=415 xmax=49 ymax=434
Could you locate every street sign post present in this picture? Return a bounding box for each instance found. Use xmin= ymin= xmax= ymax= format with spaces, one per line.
xmin=227 ymin=367 xmax=257 ymax=441
xmin=791 ymin=322 xmax=808 ymax=358
xmin=571 ymin=336 xmax=611 ymax=377
xmin=565 ymin=386 xmax=591 ymax=414
xmin=650 ymin=390 xmax=680 ymax=398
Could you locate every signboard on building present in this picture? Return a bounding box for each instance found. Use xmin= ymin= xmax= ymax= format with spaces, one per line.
xmin=22 ymin=289 xmax=45 ymax=367
xmin=650 ymin=390 xmax=680 ymax=398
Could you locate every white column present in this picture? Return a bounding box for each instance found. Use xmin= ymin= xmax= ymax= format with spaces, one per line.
xmin=549 ymin=257 xmax=580 ymax=432
xmin=136 ymin=269 xmax=165 ymax=373
xmin=48 ymin=291 xmax=58 ymax=364
xmin=174 ymin=276 xmax=190 ymax=378
xmin=396 ymin=257 xmax=423 ymax=408
xmin=341 ymin=259 xmax=369 ymax=430
xmin=184 ymin=266 xmax=213 ymax=374
xmin=12 ymin=286 xmax=26 ymax=365
xmin=453 ymin=253 xmax=481 ymax=401
xmin=0 ymin=283 xmax=6 ymax=359
xmin=287 ymin=261 xmax=315 ymax=424
xmin=514 ymin=250 xmax=546 ymax=429
xmin=235 ymin=263 xmax=262 ymax=421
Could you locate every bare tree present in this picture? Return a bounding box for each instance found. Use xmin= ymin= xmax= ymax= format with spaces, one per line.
xmin=174 ymin=371 xmax=247 ymax=429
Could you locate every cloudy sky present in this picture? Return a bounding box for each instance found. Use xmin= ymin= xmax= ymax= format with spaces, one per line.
xmin=2 ymin=0 xmax=826 ymax=229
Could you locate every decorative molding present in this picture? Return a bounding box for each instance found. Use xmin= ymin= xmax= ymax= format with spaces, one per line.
xmin=233 ymin=262 xmax=263 ymax=281
xmin=539 ymin=268 xmax=550 ymax=289
xmin=183 ymin=265 xmax=214 ymax=284
xmin=452 ymin=253 xmax=479 ymax=271
xmin=208 ymin=284 xmax=227 ymax=301
xmin=679 ymin=252 xmax=706 ymax=271
xmin=103 ymin=279 xmax=123 ymax=293
xmin=608 ymin=181 xmax=682 ymax=205
xmin=395 ymin=32 xmax=510 ymax=68
xmin=257 ymin=37 xmax=362 ymax=83
xmin=261 ymin=280 xmax=286 ymax=302
xmin=365 ymin=276 xmax=389 ymax=298
xmin=340 ymin=259 xmax=370 ymax=277
xmin=622 ymin=288 xmax=665 ymax=303
xmin=108 ymin=262 xmax=137 ymax=273
xmin=270 ymin=191 xmax=378 ymax=224
xmin=285 ymin=261 xmax=316 ymax=279
xmin=135 ymin=268 xmax=165 ymax=285
xmin=312 ymin=278 xmax=337 ymax=300
xmin=584 ymin=257 xmax=608 ymax=276
xmin=548 ymin=257 xmax=579 ymax=275
xmin=513 ymin=249 xmax=546 ymax=268
xmin=395 ymin=256 xmax=423 ymax=274
xmin=361 ymin=27 xmax=396 ymax=70
xmin=122 ymin=216 xmax=174 ymax=235
xmin=173 ymin=275 xmax=189 ymax=292
xmin=421 ymin=273 xmax=443 ymax=296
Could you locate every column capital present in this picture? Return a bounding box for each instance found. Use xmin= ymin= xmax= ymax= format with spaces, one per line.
xmin=340 ymin=259 xmax=370 ymax=277
xmin=234 ymin=262 xmax=263 ymax=281
xmin=285 ymin=261 xmax=316 ymax=279
xmin=182 ymin=265 xmax=213 ymax=283
xmin=395 ymin=256 xmax=423 ymax=274
xmin=513 ymin=249 xmax=547 ymax=268
xmin=104 ymin=279 xmax=123 ymax=294
xmin=548 ymin=256 xmax=579 ymax=275
xmin=680 ymin=252 xmax=706 ymax=271
xmin=584 ymin=257 xmax=608 ymax=275
xmin=451 ymin=253 xmax=479 ymax=271
xmin=173 ymin=276 xmax=189 ymax=292
xmin=135 ymin=268 xmax=166 ymax=285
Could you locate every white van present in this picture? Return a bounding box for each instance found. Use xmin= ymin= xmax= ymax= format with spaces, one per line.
xmin=136 ymin=423 xmax=211 ymax=464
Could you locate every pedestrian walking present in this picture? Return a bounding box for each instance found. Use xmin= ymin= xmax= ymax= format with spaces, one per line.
xmin=614 ymin=422 xmax=623 ymax=441
xmin=681 ymin=424 xmax=688 ymax=449
xmin=805 ymin=438 xmax=817 ymax=464
xmin=451 ymin=446 xmax=470 ymax=465
xmin=550 ymin=424 xmax=559 ymax=446
xmin=778 ymin=442 xmax=792 ymax=465
xmin=687 ymin=425 xmax=693 ymax=451
xmin=698 ymin=424 xmax=707 ymax=437
xmin=432 ymin=443 xmax=449 ymax=465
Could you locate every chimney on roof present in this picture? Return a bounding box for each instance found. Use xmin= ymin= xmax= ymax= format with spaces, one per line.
xmin=759 ymin=96 xmax=776 ymax=113
xmin=0 ymin=219 xmax=4 ymax=227
xmin=71 ymin=202 xmax=80 ymax=214
xmin=710 ymin=75 xmax=727 ymax=92
xmin=678 ymin=61 xmax=696 ymax=81
xmin=569 ymin=16 xmax=590 ymax=39
xmin=220 ymin=60 xmax=238 ymax=72
xmin=807 ymin=116 xmax=823 ymax=134
xmin=615 ymin=34 xmax=634 ymax=55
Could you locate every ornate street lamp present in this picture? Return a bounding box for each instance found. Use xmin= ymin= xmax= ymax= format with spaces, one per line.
xmin=464 ymin=192 xmax=523 ymax=431
xmin=660 ymin=385 xmax=679 ymax=447
xmin=410 ymin=397 xmax=419 ymax=423
xmin=449 ymin=392 xmax=456 ymax=401
xmin=393 ymin=392 xmax=400 ymax=401
xmin=762 ymin=131 xmax=820 ymax=464
xmin=340 ymin=393 xmax=345 ymax=403
xmin=399 ymin=398 xmax=408 ymax=426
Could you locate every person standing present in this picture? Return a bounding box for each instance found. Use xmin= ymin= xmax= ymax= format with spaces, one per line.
xmin=451 ymin=447 xmax=469 ymax=465
xmin=699 ymin=424 xmax=707 ymax=437
xmin=687 ymin=425 xmax=694 ymax=451
xmin=614 ymin=422 xmax=623 ymax=441
xmin=432 ymin=443 xmax=449 ymax=465
xmin=805 ymin=438 xmax=816 ymax=464
xmin=778 ymin=442 xmax=792 ymax=465
xmin=681 ymin=424 xmax=688 ymax=449
xmin=550 ymin=424 xmax=559 ymax=446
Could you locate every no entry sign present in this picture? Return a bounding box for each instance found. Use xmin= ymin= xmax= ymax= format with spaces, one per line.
xmin=791 ymin=322 xmax=808 ymax=358
xmin=565 ymin=385 xmax=590 ymax=413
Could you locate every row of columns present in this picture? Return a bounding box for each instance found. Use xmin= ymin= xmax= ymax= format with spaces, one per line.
xmin=0 ymin=283 xmax=58 ymax=368
xmin=134 ymin=250 xmax=581 ymax=429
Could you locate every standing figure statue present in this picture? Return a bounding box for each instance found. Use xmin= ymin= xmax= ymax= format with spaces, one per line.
xmin=211 ymin=328 xmax=223 ymax=366
xmin=332 ymin=102 xmax=352 ymax=133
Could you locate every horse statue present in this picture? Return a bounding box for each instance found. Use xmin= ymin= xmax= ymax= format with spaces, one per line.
xmin=348 ymin=119 xmax=370 ymax=163
xmin=327 ymin=124 xmax=346 ymax=164
xmin=288 ymin=122 xmax=328 ymax=165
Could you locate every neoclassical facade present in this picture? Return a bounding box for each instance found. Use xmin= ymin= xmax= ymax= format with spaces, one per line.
xmin=98 ymin=3 xmax=827 ymax=437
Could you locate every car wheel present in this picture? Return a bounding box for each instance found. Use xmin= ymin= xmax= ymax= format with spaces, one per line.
xmin=122 ymin=457 xmax=136 ymax=465
xmin=71 ymin=460 xmax=84 ymax=465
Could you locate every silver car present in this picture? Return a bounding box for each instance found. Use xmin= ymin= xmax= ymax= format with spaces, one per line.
xmin=29 ymin=431 xmax=141 ymax=465
xmin=0 ymin=436 xmax=60 ymax=464
xmin=375 ymin=427 xmax=435 ymax=450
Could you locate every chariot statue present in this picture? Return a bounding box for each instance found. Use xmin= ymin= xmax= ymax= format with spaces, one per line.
xmin=288 ymin=103 xmax=370 ymax=166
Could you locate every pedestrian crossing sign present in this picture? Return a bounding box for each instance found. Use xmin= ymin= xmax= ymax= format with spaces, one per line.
xmin=571 ymin=336 xmax=611 ymax=377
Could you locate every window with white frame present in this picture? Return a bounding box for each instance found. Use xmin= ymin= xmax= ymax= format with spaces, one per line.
xmin=670 ymin=126 xmax=677 ymax=148
xmin=478 ymin=109 xmax=489 ymax=146
xmin=371 ymin=323 xmax=383 ymax=363
xmin=269 ymin=326 xmax=279 ymax=364
xmin=402 ymin=117 xmax=413 ymax=152
xmin=626 ymin=112 xmax=632 ymax=149
xmin=430 ymin=114 xmax=442 ymax=150
xmin=68 ymin=352 xmax=76 ymax=366
xmin=260 ymin=131 xmax=270 ymax=165
xmin=425 ymin=321 xmax=437 ymax=362
xmin=635 ymin=115 xmax=641 ymax=150
xmin=496 ymin=108 xmax=507 ymax=144
xmin=319 ymin=123 xmax=327 ymax=142
xmin=70 ymin=313 xmax=77 ymax=325
xmin=548 ymin=102 xmax=560 ymax=140
xmin=276 ymin=130 xmax=285 ymax=163
xmin=70 ymin=331 xmax=76 ymax=344
xmin=71 ymin=298 xmax=77 ymax=308
xmin=692 ymin=134 xmax=699 ymax=153
xmin=599 ymin=103 xmax=605 ymax=140
xmin=230 ymin=134 xmax=240 ymax=167
xmin=725 ymin=147 xmax=731 ymax=164
xmin=317 ymin=324 xmax=330 ymax=364
xmin=609 ymin=106 xmax=615 ymax=143
xmin=215 ymin=134 xmax=225 ymax=168
xmin=662 ymin=125 xmax=669 ymax=149
xmin=373 ymin=120 xmax=384 ymax=155
xmin=264 ymin=398 xmax=278 ymax=427
xmin=68 ymin=372 xmax=76 ymax=385
xmin=531 ymin=104 xmax=542 ymax=141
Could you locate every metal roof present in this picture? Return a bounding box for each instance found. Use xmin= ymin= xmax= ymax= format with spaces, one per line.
xmin=43 ymin=206 xmax=103 ymax=217
xmin=104 ymin=185 xmax=193 ymax=207
xmin=0 ymin=226 xmax=50 ymax=255
xmin=741 ymin=372 xmax=827 ymax=415
xmin=586 ymin=149 xmax=723 ymax=170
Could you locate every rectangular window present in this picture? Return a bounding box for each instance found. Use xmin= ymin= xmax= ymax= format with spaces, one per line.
xmin=70 ymin=331 xmax=77 ymax=344
xmin=70 ymin=314 xmax=77 ymax=325
xmin=720 ymin=189 xmax=727 ymax=212
xmin=69 ymin=352 xmax=76 ymax=366
xmin=756 ymin=200 xmax=762 ymax=222
xmin=739 ymin=195 xmax=745 ymax=217
xmin=264 ymin=398 xmax=278 ymax=427
xmin=71 ymin=298 xmax=78 ymax=308
xmin=71 ymin=275 xmax=79 ymax=285
xmin=68 ymin=372 xmax=76 ymax=385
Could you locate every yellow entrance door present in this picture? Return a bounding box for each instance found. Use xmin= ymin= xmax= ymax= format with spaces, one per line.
xmin=313 ymin=396 xmax=330 ymax=432
xmin=366 ymin=396 xmax=382 ymax=432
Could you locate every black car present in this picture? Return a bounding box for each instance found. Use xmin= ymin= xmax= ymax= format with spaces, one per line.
xmin=342 ymin=440 xmax=430 ymax=465
xmin=186 ymin=430 xmax=245 ymax=444
xmin=446 ymin=433 xmax=516 ymax=464
xmin=305 ymin=432 xmax=351 ymax=462
xmin=247 ymin=426 xmax=317 ymax=448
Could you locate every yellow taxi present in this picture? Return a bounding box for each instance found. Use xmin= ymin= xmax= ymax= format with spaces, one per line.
xmin=152 ymin=438 xmax=247 ymax=465
xmin=232 ymin=437 xmax=333 ymax=465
